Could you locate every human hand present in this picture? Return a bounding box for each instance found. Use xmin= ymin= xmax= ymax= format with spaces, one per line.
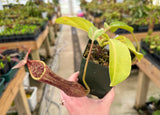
xmin=60 ymin=72 xmax=115 ymax=115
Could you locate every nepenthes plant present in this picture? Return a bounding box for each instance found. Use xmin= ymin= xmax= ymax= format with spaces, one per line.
xmin=13 ymin=17 xmax=143 ymax=97
xmin=55 ymin=17 xmax=143 ymax=97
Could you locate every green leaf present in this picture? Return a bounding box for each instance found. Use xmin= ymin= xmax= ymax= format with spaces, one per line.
xmin=88 ymin=26 xmax=97 ymax=39
xmin=154 ymin=110 xmax=160 ymax=115
xmin=88 ymin=27 xmax=104 ymax=41
xmin=93 ymin=29 xmax=105 ymax=41
xmin=115 ymin=36 xmax=143 ymax=60
xmin=109 ymin=39 xmax=131 ymax=86
xmin=104 ymin=22 xmax=109 ymax=28
xmin=109 ymin=21 xmax=134 ymax=33
xmin=55 ymin=16 xmax=94 ymax=32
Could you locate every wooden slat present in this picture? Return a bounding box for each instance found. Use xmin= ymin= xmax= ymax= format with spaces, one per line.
xmin=120 ymin=31 xmax=160 ymax=42
xmin=14 ymin=84 xmax=31 ymax=115
xmin=135 ymin=71 xmax=150 ymax=108
xmin=136 ymin=57 xmax=160 ymax=88
xmin=0 ymin=41 xmax=37 ymax=50
xmin=0 ymin=67 xmax=26 ymax=115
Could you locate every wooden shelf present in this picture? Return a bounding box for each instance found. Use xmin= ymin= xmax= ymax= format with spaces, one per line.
xmin=136 ymin=57 xmax=160 ymax=87
xmin=0 ymin=67 xmax=31 ymax=115
xmin=0 ymin=26 xmax=51 ymax=60
xmin=0 ymin=26 xmax=48 ymax=50
xmin=121 ymin=31 xmax=160 ymax=42
xmin=135 ymin=57 xmax=160 ymax=108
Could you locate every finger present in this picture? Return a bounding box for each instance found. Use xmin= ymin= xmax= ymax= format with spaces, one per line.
xmin=68 ymin=71 xmax=79 ymax=81
xmin=101 ymin=87 xmax=115 ymax=104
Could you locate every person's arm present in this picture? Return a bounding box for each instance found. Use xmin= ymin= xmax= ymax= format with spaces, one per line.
xmin=61 ymin=72 xmax=115 ymax=115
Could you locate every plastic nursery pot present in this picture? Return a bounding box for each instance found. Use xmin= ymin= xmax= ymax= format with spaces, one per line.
xmin=140 ymin=40 xmax=160 ymax=67
xmin=78 ymin=40 xmax=112 ymax=99
xmin=24 ymin=87 xmax=37 ymax=112
xmin=137 ymin=100 xmax=160 ymax=115
xmin=154 ymin=24 xmax=160 ymax=31
xmin=137 ymin=25 xmax=148 ymax=32
xmin=1 ymin=58 xmax=20 ymax=83
xmin=2 ymin=49 xmax=19 ymax=56
xmin=1 ymin=67 xmax=19 ymax=82
xmin=0 ymin=77 xmax=5 ymax=97
xmin=1 ymin=54 xmax=22 ymax=82
xmin=0 ymin=61 xmax=9 ymax=75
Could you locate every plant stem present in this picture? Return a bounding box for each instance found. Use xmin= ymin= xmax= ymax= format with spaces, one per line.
xmin=131 ymin=32 xmax=140 ymax=52
xmin=82 ymin=40 xmax=94 ymax=95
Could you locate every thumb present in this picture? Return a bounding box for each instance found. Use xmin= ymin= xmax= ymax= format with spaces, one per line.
xmin=101 ymin=87 xmax=115 ymax=104
xmin=68 ymin=71 xmax=79 ymax=81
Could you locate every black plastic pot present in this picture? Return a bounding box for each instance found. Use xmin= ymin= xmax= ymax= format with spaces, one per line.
xmin=132 ymin=25 xmax=139 ymax=33
xmin=93 ymin=12 xmax=103 ymax=17
xmin=0 ymin=61 xmax=9 ymax=75
xmin=40 ymin=21 xmax=48 ymax=31
xmin=78 ymin=40 xmax=112 ymax=99
xmin=2 ymin=49 xmax=19 ymax=56
xmin=0 ymin=29 xmax=41 ymax=43
xmin=141 ymin=40 xmax=160 ymax=68
xmin=48 ymin=14 xmax=55 ymax=20
xmin=8 ymin=61 xmax=16 ymax=69
xmin=137 ymin=100 xmax=160 ymax=115
xmin=138 ymin=25 xmax=148 ymax=32
xmin=114 ymin=25 xmax=139 ymax=34
xmin=115 ymin=28 xmax=129 ymax=34
xmin=154 ymin=24 xmax=160 ymax=31
xmin=140 ymin=40 xmax=150 ymax=53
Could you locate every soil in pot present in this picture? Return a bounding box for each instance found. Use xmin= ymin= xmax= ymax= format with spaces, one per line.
xmin=0 ymin=61 xmax=9 ymax=75
xmin=78 ymin=40 xmax=112 ymax=99
xmin=83 ymin=43 xmax=109 ymax=66
xmin=25 ymin=88 xmax=33 ymax=99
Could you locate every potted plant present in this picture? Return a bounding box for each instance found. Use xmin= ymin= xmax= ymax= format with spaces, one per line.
xmin=0 ymin=49 xmax=20 ymax=82
xmin=24 ymin=86 xmax=37 ymax=112
xmin=55 ymin=16 xmax=143 ymax=98
xmin=140 ymin=16 xmax=160 ymax=66
xmin=2 ymin=49 xmax=20 ymax=68
xmin=13 ymin=17 xmax=143 ymax=98
xmin=136 ymin=96 xmax=160 ymax=115
xmin=141 ymin=34 xmax=160 ymax=64
xmin=0 ymin=61 xmax=9 ymax=75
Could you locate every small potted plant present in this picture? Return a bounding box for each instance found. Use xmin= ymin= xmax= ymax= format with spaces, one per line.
xmin=24 ymin=86 xmax=37 ymax=112
xmin=141 ymin=34 xmax=160 ymax=63
xmin=0 ymin=49 xmax=20 ymax=82
xmin=13 ymin=17 xmax=143 ymax=98
xmin=136 ymin=96 xmax=160 ymax=115
xmin=2 ymin=48 xmax=19 ymax=68
xmin=0 ymin=61 xmax=9 ymax=75
xmin=55 ymin=16 xmax=143 ymax=98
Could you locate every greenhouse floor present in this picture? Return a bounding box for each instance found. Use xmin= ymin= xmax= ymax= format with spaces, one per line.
xmin=35 ymin=25 xmax=160 ymax=115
